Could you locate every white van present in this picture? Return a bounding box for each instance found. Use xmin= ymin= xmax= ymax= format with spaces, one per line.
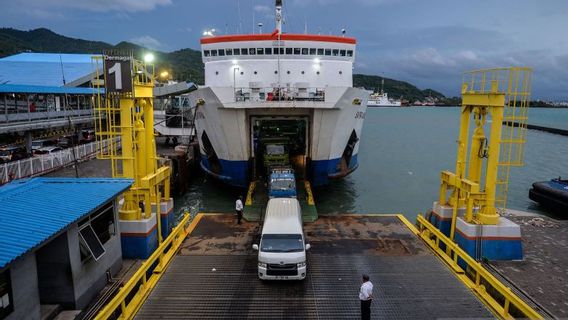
xmin=252 ymin=198 xmax=310 ymax=280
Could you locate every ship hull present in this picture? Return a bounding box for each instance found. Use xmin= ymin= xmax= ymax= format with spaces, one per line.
xmin=190 ymin=87 xmax=367 ymax=188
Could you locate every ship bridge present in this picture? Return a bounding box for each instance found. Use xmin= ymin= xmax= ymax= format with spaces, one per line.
xmin=200 ymin=33 xmax=356 ymax=105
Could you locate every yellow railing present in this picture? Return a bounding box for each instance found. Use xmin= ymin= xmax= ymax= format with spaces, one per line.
xmin=414 ymin=215 xmax=542 ymax=320
xmin=95 ymin=213 xmax=202 ymax=320
xmin=304 ymin=180 xmax=315 ymax=206
xmin=245 ymin=181 xmax=256 ymax=206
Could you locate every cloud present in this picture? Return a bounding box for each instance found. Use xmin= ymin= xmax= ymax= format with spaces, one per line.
xmin=17 ymin=0 xmax=172 ymax=12
xmin=130 ymin=35 xmax=162 ymax=50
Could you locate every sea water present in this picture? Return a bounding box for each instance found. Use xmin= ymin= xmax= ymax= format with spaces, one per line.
xmin=175 ymin=107 xmax=568 ymax=220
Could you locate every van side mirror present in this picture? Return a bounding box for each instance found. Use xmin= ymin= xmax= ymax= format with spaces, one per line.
xmin=252 ymin=244 xmax=259 ymax=251
xmin=305 ymin=244 xmax=311 ymax=251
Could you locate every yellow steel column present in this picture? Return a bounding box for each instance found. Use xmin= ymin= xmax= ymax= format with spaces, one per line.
xmin=467 ymin=107 xmax=485 ymax=185
xmin=477 ymin=105 xmax=504 ymax=225
xmin=142 ymin=99 xmax=157 ymax=175
xmin=134 ymin=106 xmax=147 ymax=186
xmin=119 ymin=97 xmax=140 ymax=220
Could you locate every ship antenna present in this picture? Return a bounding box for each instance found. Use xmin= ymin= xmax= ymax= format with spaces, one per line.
xmin=275 ymin=0 xmax=283 ymax=34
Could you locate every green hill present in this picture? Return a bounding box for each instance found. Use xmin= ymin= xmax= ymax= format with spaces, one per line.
xmin=0 ymin=27 xmax=205 ymax=84
xmin=353 ymin=74 xmax=445 ymax=102
xmin=0 ymin=28 xmax=441 ymax=97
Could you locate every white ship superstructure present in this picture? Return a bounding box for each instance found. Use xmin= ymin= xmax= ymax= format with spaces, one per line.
xmin=190 ymin=0 xmax=368 ymax=187
xmin=367 ymin=92 xmax=401 ymax=107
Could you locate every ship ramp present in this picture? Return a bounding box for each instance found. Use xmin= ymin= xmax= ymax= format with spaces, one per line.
xmin=134 ymin=214 xmax=492 ymax=319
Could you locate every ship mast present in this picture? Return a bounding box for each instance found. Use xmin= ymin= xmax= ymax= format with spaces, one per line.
xmin=275 ymin=0 xmax=283 ymax=34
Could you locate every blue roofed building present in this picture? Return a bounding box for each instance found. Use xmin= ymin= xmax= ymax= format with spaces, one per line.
xmin=0 ymin=52 xmax=102 ymax=138
xmin=0 ymin=177 xmax=132 ymax=319
xmin=0 ymin=53 xmax=101 ymax=88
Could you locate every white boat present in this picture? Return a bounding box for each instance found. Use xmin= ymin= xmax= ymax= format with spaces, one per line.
xmin=367 ymin=92 xmax=401 ymax=107
xmin=188 ymin=0 xmax=368 ymax=187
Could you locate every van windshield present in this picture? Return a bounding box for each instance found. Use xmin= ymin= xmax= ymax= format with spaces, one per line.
xmin=261 ymin=234 xmax=303 ymax=253
xmin=270 ymin=179 xmax=295 ymax=190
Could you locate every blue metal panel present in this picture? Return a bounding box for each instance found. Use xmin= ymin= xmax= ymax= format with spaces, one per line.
xmin=0 ymin=177 xmax=132 ymax=269
xmin=0 ymin=84 xmax=103 ymax=95
xmin=0 ymin=53 xmax=101 ymax=87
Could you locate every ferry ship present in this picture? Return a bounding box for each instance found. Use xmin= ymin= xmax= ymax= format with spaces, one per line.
xmin=189 ymin=0 xmax=368 ymax=188
xmin=367 ymin=92 xmax=402 ymax=107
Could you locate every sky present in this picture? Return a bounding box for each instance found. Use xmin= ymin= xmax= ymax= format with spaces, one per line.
xmin=0 ymin=0 xmax=567 ymax=99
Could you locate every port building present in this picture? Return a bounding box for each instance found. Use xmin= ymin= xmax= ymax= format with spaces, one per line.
xmin=0 ymin=178 xmax=132 ymax=319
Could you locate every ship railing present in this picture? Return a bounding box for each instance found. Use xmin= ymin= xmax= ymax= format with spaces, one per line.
xmin=0 ymin=137 xmax=120 ymax=184
xmin=234 ymin=86 xmax=325 ymax=103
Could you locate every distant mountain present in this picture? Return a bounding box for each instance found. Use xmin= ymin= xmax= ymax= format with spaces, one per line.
xmin=0 ymin=27 xmax=205 ymax=84
xmin=0 ymin=28 xmax=443 ymax=98
xmin=353 ymin=74 xmax=445 ymax=102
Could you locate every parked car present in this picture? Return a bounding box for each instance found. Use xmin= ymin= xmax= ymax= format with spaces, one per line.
xmin=58 ymin=135 xmax=80 ymax=148
xmin=0 ymin=146 xmax=29 ymax=163
xmin=32 ymin=139 xmax=57 ymax=152
xmin=33 ymin=146 xmax=63 ymax=156
xmin=80 ymin=130 xmax=96 ymax=144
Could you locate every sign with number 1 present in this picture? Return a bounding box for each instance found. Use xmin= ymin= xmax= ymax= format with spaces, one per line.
xmin=104 ymin=55 xmax=132 ymax=93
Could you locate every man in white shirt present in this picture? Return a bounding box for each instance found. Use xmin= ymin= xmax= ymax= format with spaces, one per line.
xmin=359 ymin=274 xmax=373 ymax=320
xmin=235 ymin=196 xmax=244 ymax=224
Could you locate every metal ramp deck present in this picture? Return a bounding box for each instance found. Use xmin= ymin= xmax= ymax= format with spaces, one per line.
xmin=135 ymin=215 xmax=492 ymax=319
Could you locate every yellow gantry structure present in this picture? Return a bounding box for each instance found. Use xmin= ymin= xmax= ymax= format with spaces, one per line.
xmin=439 ymin=67 xmax=532 ymax=238
xmin=93 ymin=53 xmax=171 ymax=242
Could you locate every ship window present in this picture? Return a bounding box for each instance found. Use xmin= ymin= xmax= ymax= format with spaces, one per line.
xmin=301 ymin=71 xmax=305 ymax=74
xmin=339 ymin=71 xmax=343 ymax=75
xmin=265 ymin=48 xmax=272 ymax=54
xmin=279 ymin=48 xmax=285 ymax=54
xmin=274 ymin=70 xmax=278 ymax=74
xmin=257 ymin=48 xmax=264 ymax=55
xmin=287 ymin=70 xmax=291 ymax=74
xmin=285 ymin=48 xmax=293 ymax=55
xmin=317 ymin=48 xmax=324 ymax=55
xmin=332 ymin=49 xmax=339 ymax=56
xmin=340 ymin=50 xmax=346 ymax=56
xmin=215 ymin=71 xmax=219 ymax=75
xmin=241 ymin=48 xmax=248 ymax=55
xmin=302 ymin=48 xmax=309 ymax=55
xmin=210 ymin=50 xmax=218 ymax=56
xmin=293 ymin=48 xmax=301 ymax=55
xmin=249 ymin=48 xmax=256 ymax=55
xmin=218 ymin=49 xmax=225 ymax=56
xmin=254 ymin=71 xmax=258 ymax=75
xmin=316 ymin=71 xmax=320 ymax=75
xmin=347 ymin=50 xmax=353 ymax=57
xmin=240 ymin=71 xmax=244 ymax=75
xmin=204 ymin=50 xmax=210 ymax=57
xmin=324 ymin=49 xmax=331 ymax=56
xmin=309 ymin=48 xmax=317 ymax=55
xmin=226 ymin=48 xmax=233 ymax=55
xmin=0 ymin=269 xmax=14 ymax=318
xmin=234 ymin=48 xmax=241 ymax=55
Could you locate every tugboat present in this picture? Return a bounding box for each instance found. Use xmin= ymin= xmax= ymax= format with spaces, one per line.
xmin=189 ymin=0 xmax=368 ymax=187
xmin=529 ymin=177 xmax=568 ymax=212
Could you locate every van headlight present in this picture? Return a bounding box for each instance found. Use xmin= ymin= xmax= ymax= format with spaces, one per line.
xmin=258 ymin=262 xmax=267 ymax=268
xmin=297 ymin=261 xmax=306 ymax=267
